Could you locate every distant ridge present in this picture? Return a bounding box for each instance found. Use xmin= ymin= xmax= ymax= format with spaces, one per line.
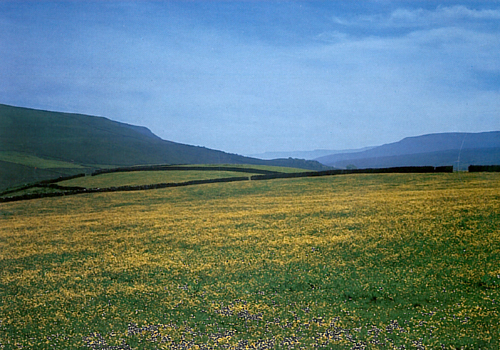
xmin=316 ymin=132 xmax=500 ymax=170
xmin=0 ymin=104 xmax=328 ymax=190
xmin=249 ymin=147 xmax=374 ymax=160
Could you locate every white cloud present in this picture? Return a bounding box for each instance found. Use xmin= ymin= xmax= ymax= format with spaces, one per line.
xmin=438 ymin=5 xmax=500 ymax=20
xmin=334 ymin=5 xmax=500 ymax=28
xmin=391 ymin=6 xmax=500 ymax=26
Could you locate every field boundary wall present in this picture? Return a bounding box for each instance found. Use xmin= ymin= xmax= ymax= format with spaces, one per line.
xmin=468 ymin=165 xmax=500 ymax=172
xmin=250 ymin=166 xmax=453 ymax=180
xmin=0 ymin=165 xmax=455 ymax=203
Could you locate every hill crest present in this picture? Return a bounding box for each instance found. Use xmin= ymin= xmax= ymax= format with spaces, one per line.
xmin=316 ymin=131 xmax=500 ymax=170
xmin=0 ymin=104 xmax=328 ymax=189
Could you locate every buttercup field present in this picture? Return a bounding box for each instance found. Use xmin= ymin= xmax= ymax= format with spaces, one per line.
xmin=1 ymin=171 xmax=499 ymax=349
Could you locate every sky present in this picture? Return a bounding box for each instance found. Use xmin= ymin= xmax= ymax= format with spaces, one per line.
xmin=1 ymin=0 xmax=500 ymax=155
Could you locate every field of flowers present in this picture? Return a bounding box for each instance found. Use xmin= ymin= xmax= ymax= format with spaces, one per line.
xmin=0 ymin=172 xmax=499 ymax=349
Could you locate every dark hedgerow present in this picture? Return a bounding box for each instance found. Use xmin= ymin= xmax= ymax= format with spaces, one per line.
xmin=469 ymin=165 xmax=500 ymax=172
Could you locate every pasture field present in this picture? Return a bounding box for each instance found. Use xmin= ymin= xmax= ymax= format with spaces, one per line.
xmin=58 ymin=170 xmax=255 ymax=189
xmin=57 ymin=165 xmax=304 ymax=189
xmin=0 ymin=172 xmax=499 ymax=349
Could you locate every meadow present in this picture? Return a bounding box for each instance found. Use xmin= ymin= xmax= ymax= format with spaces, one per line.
xmin=59 ymin=170 xmax=255 ymax=189
xmin=57 ymin=165 xmax=303 ymax=189
xmin=0 ymin=172 xmax=499 ymax=349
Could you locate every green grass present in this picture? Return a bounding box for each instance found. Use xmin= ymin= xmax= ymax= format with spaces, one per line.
xmin=59 ymin=170 xmax=251 ymax=188
xmin=57 ymin=165 xmax=304 ymax=189
xmin=184 ymin=164 xmax=306 ymax=173
xmin=0 ymin=173 xmax=499 ymax=349
xmin=0 ymin=151 xmax=85 ymax=169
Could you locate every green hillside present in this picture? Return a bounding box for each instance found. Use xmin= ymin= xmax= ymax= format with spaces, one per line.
xmin=0 ymin=104 xmax=328 ymax=190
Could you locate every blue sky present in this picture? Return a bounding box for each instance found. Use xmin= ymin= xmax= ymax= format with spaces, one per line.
xmin=1 ymin=1 xmax=500 ymax=155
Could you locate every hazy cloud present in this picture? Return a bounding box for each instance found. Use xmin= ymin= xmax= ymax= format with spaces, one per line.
xmin=389 ymin=5 xmax=500 ymax=25
xmin=334 ymin=5 xmax=500 ymax=28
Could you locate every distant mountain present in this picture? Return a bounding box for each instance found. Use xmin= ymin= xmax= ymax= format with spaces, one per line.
xmin=316 ymin=132 xmax=500 ymax=170
xmin=0 ymin=104 xmax=328 ymax=190
xmin=249 ymin=147 xmax=374 ymax=160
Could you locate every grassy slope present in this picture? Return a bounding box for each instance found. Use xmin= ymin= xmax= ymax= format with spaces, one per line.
xmin=0 ymin=104 xmax=227 ymax=167
xmin=181 ymin=164 xmax=307 ymax=173
xmin=0 ymin=151 xmax=85 ymax=169
xmin=0 ymin=160 xmax=88 ymax=188
xmin=0 ymin=173 xmax=498 ymax=349
xmin=0 ymin=104 xmax=329 ymax=190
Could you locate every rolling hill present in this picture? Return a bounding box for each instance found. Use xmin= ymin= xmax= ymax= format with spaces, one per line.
xmin=0 ymin=104 xmax=328 ymax=190
xmin=248 ymin=147 xmax=374 ymax=160
xmin=316 ymin=132 xmax=500 ymax=170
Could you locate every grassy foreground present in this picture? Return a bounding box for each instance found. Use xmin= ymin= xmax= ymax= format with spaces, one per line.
xmin=0 ymin=173 xmax=499 ymax=349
